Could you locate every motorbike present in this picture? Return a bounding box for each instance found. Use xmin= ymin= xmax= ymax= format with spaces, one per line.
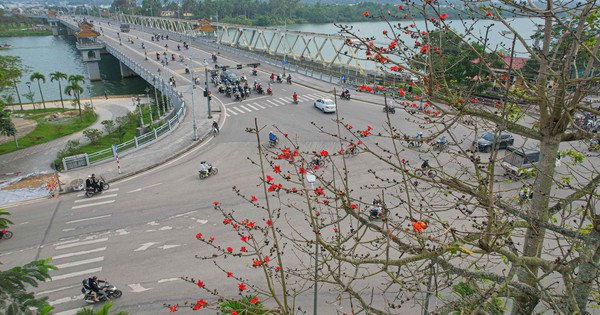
xmin=82 ymin=280 xmax=122 ymax=304
xmin=267 ymin=88 xmax=273 ymax=96
xmin=199 ymin=167 xmax=219 ymax=179
xmin=286 ymin=77 xmax=292 ymax=85
xmin=340 ymin=93 xmax=351 ymax=100
xmin=252 ymin=69 xmax=258 ymax=76
xmin=85 ymin=177 xmax=109 ymax=198
xmin=269 ymin=138 xmax=279 ymax=148
xmin=293 ymin=97 xmax=298 ymax=104
xmin=383 ymin=106 xmax=396 ymax=114
xmin=276 ymin=77 xmax=282 ymax=84
xmin=0 ymin=229 xmax=13 ymax=240
xmin=589 ymin=139 xmax=599 ymax=151
xmin=367 ymin=200 xmax=384 ymax=221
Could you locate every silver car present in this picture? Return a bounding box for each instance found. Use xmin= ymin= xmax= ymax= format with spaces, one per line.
xmin=314 ymin=98 xmax=336 ymax=113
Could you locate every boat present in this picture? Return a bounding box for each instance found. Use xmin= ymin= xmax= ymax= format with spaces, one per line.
xmin=0 ymin=44 xmax=11 ymax=50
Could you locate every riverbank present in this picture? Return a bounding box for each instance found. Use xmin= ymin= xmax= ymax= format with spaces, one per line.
xmin=0 ymin=23 xmax=52 ymax=37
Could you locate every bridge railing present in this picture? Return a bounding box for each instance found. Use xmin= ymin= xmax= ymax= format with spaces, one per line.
xmin=62 ymin=38 xmax=187 ymax=171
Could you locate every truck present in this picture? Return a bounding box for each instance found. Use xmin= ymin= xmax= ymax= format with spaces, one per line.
xmin=501 ymin=146 xmax=540 ymax=179
xmin=120 ymin=23 xmax=130 ymax=33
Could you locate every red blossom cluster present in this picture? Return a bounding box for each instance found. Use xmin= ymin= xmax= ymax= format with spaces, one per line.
xmin=412 ymin=221 xmax=427 ymax=233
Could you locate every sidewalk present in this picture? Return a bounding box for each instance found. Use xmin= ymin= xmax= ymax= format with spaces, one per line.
xmin=0 ymin=29 xmax=389 ymax=206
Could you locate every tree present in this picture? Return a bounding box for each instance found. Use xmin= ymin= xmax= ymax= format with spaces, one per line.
xmin=101 ymin=120 xmax=115 ymax=134
xmin=170 ymin=1 xmax=600 ymax=315
xmin=0 ymin=56 xmax=28 ymax=111
xmin=0 ymin=108 xmax=18 ymax=148
xmin=83 ymin=128 xmax=102 ymax=143
xmin=65 ymin=75 xmax=85 ymax=117
xmin=0 ymin=210 xmax=56 ymax=314
xmin=30 ymin=72 xmax=46 ymax=109
xmin=50 ymin=71 xmax=68 ymax=110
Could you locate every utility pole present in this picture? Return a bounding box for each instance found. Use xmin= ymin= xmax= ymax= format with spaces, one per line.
xmin=204 ymin=59 xmax=213 ymax=119
xmin=189 ymin=35 xmax=198 ymax=141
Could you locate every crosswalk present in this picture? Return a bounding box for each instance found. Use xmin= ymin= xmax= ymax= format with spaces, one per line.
xmin=35 ymin=188 xmax=120 ymax=314
xmin=224 ymin=93 xmax=331 ymax=117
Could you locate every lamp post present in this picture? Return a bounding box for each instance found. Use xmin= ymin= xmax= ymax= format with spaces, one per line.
xmin=145 ymin=87 xmax=153 ymax=124
xmin=282 ymin=18 xmax=287 ymax=76
xmin=152 ymin=76 xmax=162 ymax=117
xmin=204 ymin=59 xmax=213 ymax=119
xmin=188 ymin=35 xmax=198 ymax=141
xmin=87 ymin=86 xmax=94 ymax=110
xmin=13 ymin=79 xmax=23 ymax=110
xmin=133 ymin=96 xmax=144 ymax=126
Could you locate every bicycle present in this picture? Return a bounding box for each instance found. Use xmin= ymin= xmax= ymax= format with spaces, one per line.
xmin=415 ymin=166 xmax=437 ymax=178
xmin=344 ymin=147 xmax=360 ymax=157
xmin=310 ymin=158 xmax=327 ymax=169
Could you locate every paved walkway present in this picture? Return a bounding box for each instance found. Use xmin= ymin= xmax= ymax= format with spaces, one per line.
xmin=0 ymin=29 xmax=390 ymax=206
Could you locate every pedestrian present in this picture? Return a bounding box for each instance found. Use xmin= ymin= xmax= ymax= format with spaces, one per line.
xmin=104 ymin=91 xmax=108 ymax=100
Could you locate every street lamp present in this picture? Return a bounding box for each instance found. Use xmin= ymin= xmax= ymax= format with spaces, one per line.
xmin=152 ymin=76 xmax=162 ymax=117
xmin=87 ymin=86 xmax=94 ymax=110
xmin=145 ymin=87 xmax=153 ymax=124
xmin=203 ymin=59 xmax=213 ymax=119
xmin=132 ymin=96 xmax=144 ymax=126
xmin=189 ymin=38 xmax=198 ymax=141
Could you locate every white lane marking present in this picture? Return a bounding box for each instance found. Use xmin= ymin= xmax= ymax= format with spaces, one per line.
xmin=147 ymin=221 xmax=159 ymax=225
xmin=50 ymin=267 xmax=102 ymax=281
xmin=239 ymin=105 xmax=252 ymax=112
xmin=254 ymin=103 xmax=266 ymax=109
xmin=232 ymin=107 xmax=246 ymax=114
xmin=228 ymin=109 xmax=237 ymax=116
xmin=225 ymin=112 xmax=230 ymax=117
xmin=72 ymin=200 xmax=115 ymax=210
xmin=49 ymin=294 xmax=84 ymax=306
xmin=128 ymin=183 xmax=163 ymax=193
xmin=134 ymin=242 xmax=158 ymax=251
xmin=19 ymin=221 xmax=29 ymax=225
xmin=66 ymin=215 xmax=112 ymax=225
xmin=272 ymin=98 xmax=285 ymax=105
xmin=158 ymin=278 xmax=180 ymax=283
xmin=53 ymin=247 xmax=107 ymax=260
xmin=245 ymin=104 xmax=259 ymax=111
xmin=169 ymin=210 xmax=197 ymax=219
xmin=266 ymin=100 xmax=279 ymax=107
xmin=128 ymin=283 xmax=152 ymax=292
xmin=74 ymin=194 xmax=118 ymax=203
xmin=158 ymin=226 xmax=172 ymax=231
xmin=115 ymin=229 xmax=130 ymax=235
xmin=197 ymin=219 xmax=208 ymax=224
xmin=53 ymin=239 xmax=81 ymax=246
xmin=55 ymin=256 xmax=104 ymax=269
xmin=36 ymin=284 xmax=81 ymax=296
xmin=55 ymin=308 xmax=84 ymax=315
xmin=56 ymin=238 xmax=108 ymax=250
xmin=62 ymin=228 xmax=76 ymax=232
xmin=158 ymin=244 xmax=180 ymax=250
xmin=76 ymin=188 xmax=119 ymax=197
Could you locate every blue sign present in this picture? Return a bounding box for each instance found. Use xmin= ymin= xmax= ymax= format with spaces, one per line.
xmin=341 ymin=74 xmax=346 ymax=80
xmin=113 ymin=144 xmax=118 ymax=154
xmin=282 ymin=61 xmax=289 ymax=65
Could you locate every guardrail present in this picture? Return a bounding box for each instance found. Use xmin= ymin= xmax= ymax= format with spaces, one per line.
xmin=62 ymin=38 xmax=187 ymax=171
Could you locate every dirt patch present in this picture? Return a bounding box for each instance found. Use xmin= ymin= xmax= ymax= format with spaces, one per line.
xmin=1 ymin=174 xmax=56 ymax=190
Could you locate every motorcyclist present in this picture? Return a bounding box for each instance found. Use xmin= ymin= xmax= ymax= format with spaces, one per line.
xmin=347 ymin=141 xmax=357 ymax=154
xmin=88 ymin=276 xmax=108 ymax=302
xmin=421 ymin=159 xmax=430 ymax=170
xmin=199 ymin=161 xmax=213 ymax=174
xmin=267 ymin=85 xmax=273 ymax=95
xmin=276 ymin=74 xmax=282 ymax=83
xmin=90 ymin=174 xmax=102 ymax=193
xmin=369 ymin=199 xmax=383 ymax=218
xmin=252 ymin=67 xmax=258 ymax=75
xmin=269 ymin=131 xmax=278 ymax=145
xmin=212 ymin=120 xmax=219 ymax=133
xmin=85 ymin=175 xmax=94 ymax=191
xmin=287 ymin=74 xmax=292 ymax=84
xmin=270 ymin=73 xmax=275 ymax=82
xmin=292 ymin=92 xmax=298 ymax=102
xmin=312 ymin=153 xmax=322 ymax=167
xmin=437 ymin=135 xmax=447 ymax=149
xmin=341 ymin=89 xmax=350 ymax=99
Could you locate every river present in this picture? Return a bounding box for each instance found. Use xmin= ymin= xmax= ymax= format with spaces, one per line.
xmin=0 ymin=35 xmax=148 ymax=104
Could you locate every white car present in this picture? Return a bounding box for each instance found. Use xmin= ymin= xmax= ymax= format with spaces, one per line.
xmin=314 ymin=98 xmax=336 ymax=113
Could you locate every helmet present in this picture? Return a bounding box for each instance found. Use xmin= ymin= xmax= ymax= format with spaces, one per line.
xmin=201 ymin=161 xmax=206 ymax=164
xmin=92 ymin=276 xmax=98 ymax=280
xmin=91 ymin=174 xmax=95 ymax=177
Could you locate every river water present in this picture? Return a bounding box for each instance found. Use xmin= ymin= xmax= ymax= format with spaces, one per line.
xmin=0 ymin=35 xmax=148 ymax=104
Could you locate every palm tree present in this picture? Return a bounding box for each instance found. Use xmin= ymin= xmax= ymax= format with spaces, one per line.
xmin=50 ymin=71 xmax=68 ymax=110
xmin=65 ymin=77 xmax=84 ymax=117
xmin=30 ymin=72 xmax=46 ymax=109
xmin=75 ymin=302 xmax=128 ymax=315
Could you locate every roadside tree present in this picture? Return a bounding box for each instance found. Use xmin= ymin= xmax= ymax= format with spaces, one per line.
xmin=65 ymin=75 xmax=85 ymax=116
xmin=50 ymin=71 xmax=68 ymax=109
xmin=30 ymin=72 xmax=46 ymax=109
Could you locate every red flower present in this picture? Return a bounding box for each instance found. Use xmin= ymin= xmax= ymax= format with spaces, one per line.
xmin=275 ymin=265 xmax=281 ymax=271
xmin=313 ymin=165 xmax=319 ymax=170
xmin=367 ymin=125 xmax=373 ymax=131
xmin=399 ymin=88 xmax=405 ymax=97
xmin=486 ymin=11 xmax=492 ymax=17
xmin=266 ymin=175 xmax=274 ymax=182
xmin=227 ymin=247 xmax=233 ymax=253
xmin=273 ymin=165 xmax=281 ymax=173
xmin=197 ymin=280 xmax=204 ymax=288
xmin=213 ymin=201 xmax=219 ymax=205
xmin=363 ymin=11 xmax=370 ymax=17
xmin=346 ymin=123 xmax=353 ymax=129
xmin=193 ymin=299 xmax=207 ymax=310
xmin=241 ymin=246 xmax=247 ymax=252
xmin=251 ymin=195 xmax=258 ymax=202
xmin=268 ymin=183 xmax=277 ymax=192
xmin=253 ymin=259 xmax=262 ymax=267
xmin=498 ymin=52 xmax=504 ymax=57
xmin=333 ymin=227 xmax=338 ymax=233
xmin=315 ymin=211 xmax=321 ymax=216
xmin=320 ymin=150 xmax=329 ymax=157
xmin=284 ymin=133 xmax=289 ymax=137
xmin=233 ymin=223 xmax=239 ymax=229
xmin=238 ymin=283 xmax=247 ymax=291
xmin=170 ymin=305 xmax=177 ymax=312
xmin=412 ymin=221 xmax=427 ymax=233
xmin=264 ymin=256 xmax=270 ymax=262
xmin=223 ymin=218 xmax=231 ymax=225
xmin=209 ymin=237 xmax=215 ymax=243
xmin=195 ymin=233 xmax=203 ymax=239
xmin=266 ymin=219 xmax=271 ymax=226
xmin=231 ymin=311 xmax=238 ymax=315
xmin=404 ymin=13 xmax=408 ymax=18
xmin=383 ymin=30 xmax=388 ymax=35
xmin=390 ymin=65 xmax=402 ymax=72
xmin=420 ymin=45 xmax=430 ymax=54
xmin=241 ymin=235 xmax=250 ymax=242
xmin=314 ymin=187 xmax=325 ymax=195
xmin=362 ymin=130 xmax=370 ymax=136
xmin=357 ymin=140 xmax=363 ymax=145
xmin=398 ymin=5 xmax=403 ymax=9
xmin=471 ymin=98 xmax=477 ymax=103
xmin=299 ymin=167 xmax=307 ymax=174
xmin=247 ymin=221 xmax=256 ymax=228
xmin=440 ymin=13 xmax=449 ymax=20
xmin=251 ymin=296 xmax=259 ymax=304
xmin=351 ymin=204 xmax=358 ymax=209
xmin=227 ymin=271 xmax=233 ymax=277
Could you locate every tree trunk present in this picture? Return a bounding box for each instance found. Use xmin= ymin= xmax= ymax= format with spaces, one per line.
xmin=77 ymin=94 xmax=82 ymax=116
xmin=37 ymin=81 xmax=46 ymax=109
xmin=58 ymin=81 xmax=64 ymax=109
xmin=571 ymin=229 xmax=600 ymax=313
xmin=513 ymin=136 xmax=560 ymax=314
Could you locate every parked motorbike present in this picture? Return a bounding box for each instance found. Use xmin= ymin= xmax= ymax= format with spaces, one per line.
xmin=0 ymin=229 xmax=13 ymax=240
xmin=199 ymin=167 xmax=219 ymax=179
xmin=81 ymin=280 xmax=122 ymax=304
xmin=269 ymin=138 xmax=279 ymax=148
xmin=85 ymin=178 xmax=110 ymax=198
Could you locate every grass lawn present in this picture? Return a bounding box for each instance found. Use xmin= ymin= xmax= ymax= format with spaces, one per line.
xmin=0 ymin=109 xmax=97 ymax=155
xmin=0 ymin=24 xmax=52 ymax=36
